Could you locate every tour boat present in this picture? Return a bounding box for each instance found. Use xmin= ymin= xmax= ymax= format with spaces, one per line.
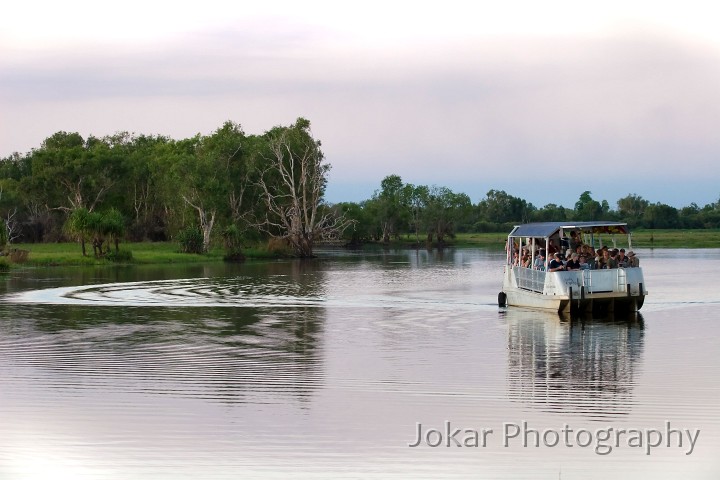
xmin=499 ymin=221 xmax=646 ymax=315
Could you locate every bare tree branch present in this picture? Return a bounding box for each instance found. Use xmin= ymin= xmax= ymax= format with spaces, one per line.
xmin=252 ymin=121 xmax=352 ymax=257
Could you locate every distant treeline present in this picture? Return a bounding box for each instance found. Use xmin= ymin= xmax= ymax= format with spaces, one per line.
xmin=334 ymin=176 xmax=720 ymax=245
xmin=1 ymin=121 xmax=719 ymax=252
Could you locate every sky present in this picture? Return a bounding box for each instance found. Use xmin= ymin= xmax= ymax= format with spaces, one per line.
xmin=2 ymin=0 xmax=720 ymax=209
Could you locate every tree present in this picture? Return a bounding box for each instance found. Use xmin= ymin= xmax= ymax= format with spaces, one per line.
xmin=421 ymin=186 xmax=471 ymax=245
xmin=372 ymin=174 xmax=410 ymax=243
xmin=171 ymin=135 xmax=216 ymax=253
xmin=477 ymin=190 xmax=532 ymax=224
xmin=574 ymin=191 xmax=604 ymax=220
xmin=617 ymin=194 xmax=649 ymax=226
xmin=533 ymin=203 xmax=568 ymax=222
xmin=333 ymin=202 xmax=374 ymax=245
xmin=405 ymin=184 xmax=429 ymax=244
xmin=0 ymin=180 xmax=22 ymax=244
xmin=65 ymin=207 xmax=92 ymax=256
xmin=102 ymin=208 xmax=125 ymax=253
xmin=122 ymin=134 xmax=171 ymax=240
xmin=255 ymin=118 xmax=350 ymax=257
xmin=643 ymin=203 xmax=679 ymax=229
xmin=30 ymin=132 xmax=118 ymax=212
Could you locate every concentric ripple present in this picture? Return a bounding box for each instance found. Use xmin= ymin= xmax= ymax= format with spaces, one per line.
xmin=4 ymin=275 xmax=493 ymax=312
xmin=6 ymin=277 xmax=326 ymax=307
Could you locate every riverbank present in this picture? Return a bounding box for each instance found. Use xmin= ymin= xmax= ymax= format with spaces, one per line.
xmin=5 ymin=229 xmax=719 ymax=268
xmin=370 ymin=229 xmax=720 ymax=249
xmin=5 ymin=242 xmax=282 ymax=267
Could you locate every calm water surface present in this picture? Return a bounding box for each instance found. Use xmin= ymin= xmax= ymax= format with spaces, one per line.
xmin=1 ymin=248 xmax=719 ymax=479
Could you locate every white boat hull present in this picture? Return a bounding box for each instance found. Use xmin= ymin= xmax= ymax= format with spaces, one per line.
xmin=501 ymin=266 xmax=645 ymax=315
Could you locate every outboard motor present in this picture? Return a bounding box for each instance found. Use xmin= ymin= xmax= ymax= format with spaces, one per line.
xmin=498 ymin=291 xmax=507 ymax=307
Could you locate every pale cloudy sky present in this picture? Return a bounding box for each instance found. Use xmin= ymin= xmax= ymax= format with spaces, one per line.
xmin=2 ymin=0 xmax=720 ymax=208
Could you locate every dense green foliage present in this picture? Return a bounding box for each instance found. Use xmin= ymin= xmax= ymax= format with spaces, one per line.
xmin=2 ymin=119 xmax=719 ymax=257
xmin=0 ymin=118 xmax=343 ymax=257
xmin=177 ymin=226 xmax=204 ymax=254
xmin=338 ymin=180 xmax=720 ymax=245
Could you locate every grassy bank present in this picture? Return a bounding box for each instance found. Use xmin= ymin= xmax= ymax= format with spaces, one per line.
xmin=5 ymin=229 xmax=719 ymax=268
xmin=8 ymin=242 xmax=281 ymax=267
xmin=626 ymin=229 xmax=720 ymax=248
xmin=382 ymin=229 xmax=720 ymax=249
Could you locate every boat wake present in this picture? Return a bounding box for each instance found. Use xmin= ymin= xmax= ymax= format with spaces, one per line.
xmin=4 ymin=277 xmax=494 ymax=312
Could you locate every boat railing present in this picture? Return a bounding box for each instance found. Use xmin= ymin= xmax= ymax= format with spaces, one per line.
xmin=547 ymin=267 xmax=644 ymax=296
xmin=513 ymin=266 xmax=546 ymax=293
xmin=512 ymin=265 xmax=644 ymax=296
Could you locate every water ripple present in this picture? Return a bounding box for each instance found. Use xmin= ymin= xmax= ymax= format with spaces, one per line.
xmin=3 ymin=276 xmax=493 ymax=312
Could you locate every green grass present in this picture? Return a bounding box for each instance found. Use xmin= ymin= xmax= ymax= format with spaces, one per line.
xmin=395 ymin=230 xmax=720 ymax=249
xmin=10 ymin=241 xmax=282 ymax=267
xmin=628 ymin=229 xmax=720 ymax=248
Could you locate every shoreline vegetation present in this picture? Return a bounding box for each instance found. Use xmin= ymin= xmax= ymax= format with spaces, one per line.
xmin=3 ymin=122 xmax=720 ymax=265
xmin=5 ymin=229 xmax=719 ymax=268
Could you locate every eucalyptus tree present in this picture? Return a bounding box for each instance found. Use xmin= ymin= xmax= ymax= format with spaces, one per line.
xmin=574 ymin=191 xmax=606 ymax=220
xmin=421 ymin=186 xmax=471 ymax=245
xmin=117 ymin=134 xmax=170 ymax=239
xmin=255 ymin=118 xmax=350 ymax=257
xmin=30 ymin=132 xmax=118 ymax=213
xmin=170 ymin=121 xmax=256 ymax=253
xmin=372 ymin=174 xmax=410 ymax=243
xmin=616 ymin=194 xmax=649 ymax=226
xmin=170 ymin=134 xmax=215 ymax=252
xmin=404 ymin=183 xmax=429 ymax=244
xmin=532 ymin=203 xmax=568 ymax=222
xmin=477 ymin=189 xmax=533 ymax=225
xmin=0 ymin=178 xmax=22 ymax=244
xmin=642 ymin=203 xmax=679 ymax=229
xmin=332 ymin=201 xmax=377 ymax=244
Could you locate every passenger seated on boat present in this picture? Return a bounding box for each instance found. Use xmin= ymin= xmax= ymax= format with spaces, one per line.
xmin=607 ymin=249 xmax=619 ymax=269
xmin=534 ymin=250 xmax=546 ymax=270
xmin=627 ymin=251 xmax=639 ymax=267
xmin=617 ymin=248 xmax=628 ymax=267
xmin=579 ymin=255 xmax=590 ymax=270
xmin=565 ymin=253 xmax=581 ymax=270
xmin=521 ymin=253 xmax=531 ymax=268
xmin=548 ymin=253 xmax=566 ymax=272
xmin=584 ymin=247 xmax=594 ymax=268
xmin=595 ymin=250 xmax=606 ymax=269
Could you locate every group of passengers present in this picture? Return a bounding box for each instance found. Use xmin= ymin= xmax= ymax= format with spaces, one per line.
xmin=510 ymin=236 xmax=639 ymax=271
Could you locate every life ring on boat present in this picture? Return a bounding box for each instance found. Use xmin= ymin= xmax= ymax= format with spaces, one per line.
xmin=498 ymin=291 xmax=507 ymax=307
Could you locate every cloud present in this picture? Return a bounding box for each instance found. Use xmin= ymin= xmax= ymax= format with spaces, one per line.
xmin=2 ymin=21 xmax=720 ymax=207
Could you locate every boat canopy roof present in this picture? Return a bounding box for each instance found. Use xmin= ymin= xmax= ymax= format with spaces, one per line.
xmin=509 ymin=221 xmax=628 ymax=239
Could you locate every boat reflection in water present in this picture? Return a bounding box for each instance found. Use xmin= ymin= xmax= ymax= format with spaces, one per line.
xmin=502 ymin=308 xmax=644 ymax=418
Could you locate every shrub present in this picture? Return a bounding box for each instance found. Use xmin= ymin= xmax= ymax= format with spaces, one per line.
xmin=222 ymin=224 xmax=245 ymax=262
xmin=267 ymin=236 xmax=293 ymax=256
xmin=177 ymin=226 xmax=204 ymax=254
xmin=8 ymin=248 xmax=30 ymax=263
xmin=0 ymin=258 xmax=9 ymax=273
xmin=106 ymin=250 xmax=133 ymax=263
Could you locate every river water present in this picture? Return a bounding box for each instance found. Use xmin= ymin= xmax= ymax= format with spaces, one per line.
xmin=0 ymin=248 xmax=718 ymax=479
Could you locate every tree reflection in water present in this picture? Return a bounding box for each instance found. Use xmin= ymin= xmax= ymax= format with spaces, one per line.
xmin=0 ymin=260 xmax=329 ymax=408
